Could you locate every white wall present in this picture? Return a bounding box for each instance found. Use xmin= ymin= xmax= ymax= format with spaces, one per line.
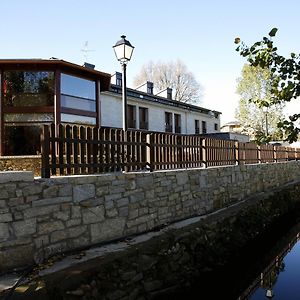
xmin=100 ymin=92 xmax=220 ymax=134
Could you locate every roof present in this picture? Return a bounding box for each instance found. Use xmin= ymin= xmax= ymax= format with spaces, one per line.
xmin=108 ymin=84 xmax=222 ymax=116
xmin=0 ymin=59 xmax=111 ymax=91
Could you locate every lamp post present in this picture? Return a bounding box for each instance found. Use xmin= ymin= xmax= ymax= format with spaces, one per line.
xmin=262 ymin=106 xmax=269 ymax=136
xmin=113 ymin=35 xmax=134 ymax=131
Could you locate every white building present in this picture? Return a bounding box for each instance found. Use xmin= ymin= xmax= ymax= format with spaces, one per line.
xmin=101 ymin=72 xmax=221 ymax=135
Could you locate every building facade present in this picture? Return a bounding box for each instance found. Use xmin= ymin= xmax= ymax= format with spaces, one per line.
xmin=0 ymin=59 xmax=110 ymax=155
xmin=0 ymin=59 xmax=221 ymax=156
xmin=102 ymin=72 xmax=221 ymax=135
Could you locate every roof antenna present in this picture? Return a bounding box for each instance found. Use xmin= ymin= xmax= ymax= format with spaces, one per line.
xmin=81 ymin=41 xmax=94 ymax=62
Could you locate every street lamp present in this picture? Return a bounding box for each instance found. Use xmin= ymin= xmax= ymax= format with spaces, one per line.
xmin=262 ymin=106 xmax=269 ymax=136
xmin=113 ymin=35 xmax=134 ymax=131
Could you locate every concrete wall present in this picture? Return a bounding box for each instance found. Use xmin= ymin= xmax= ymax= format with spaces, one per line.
xmin=1 ymin=161 xmax=300 ymax=272
xmin=101 ymin=93 xmax=220 ymax=134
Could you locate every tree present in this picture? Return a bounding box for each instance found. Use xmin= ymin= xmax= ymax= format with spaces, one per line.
xmin=235 ymin=28 xmax=300 ymax=142
xmin=236 ymin=64 xmax=284 ymax=143
xmin=133 ymin=60 xmax=203 ymax=104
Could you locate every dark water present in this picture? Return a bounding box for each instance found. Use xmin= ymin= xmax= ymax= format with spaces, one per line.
xmin=170 ymin=219 xmax=300 ymax=300
xmin=247 ymin=234 xmax=300 ymax=300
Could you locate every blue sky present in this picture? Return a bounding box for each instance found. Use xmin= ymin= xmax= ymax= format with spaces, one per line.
xmin=1 ymin=0 xmax=299 ymax=124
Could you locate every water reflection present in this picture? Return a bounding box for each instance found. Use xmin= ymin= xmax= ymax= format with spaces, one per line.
xmin=240 ymin=233 xmax=300 ymax=300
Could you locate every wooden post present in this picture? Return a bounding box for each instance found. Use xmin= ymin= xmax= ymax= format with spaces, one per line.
xmin=258 ymin=145 xmax=261 ymax=163
xmin=202 ymin=138 xmax=207 ymax=168
xmin=146 ymin=133 xmax=153 ymax=171
xmin=41 ymin=125 xmax=50 ymax=178
xmin=235 ymin=141 xmax=239 ymax=165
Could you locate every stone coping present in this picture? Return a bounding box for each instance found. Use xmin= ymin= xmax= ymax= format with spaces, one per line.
xmin=0 ymin=171 xmax=34 ymax=183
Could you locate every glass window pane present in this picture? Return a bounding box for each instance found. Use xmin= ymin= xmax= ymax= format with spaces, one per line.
xmin=4 ymin=113 xmax=54 ymax=123
xmin=61 ymin=73 xmax=96 ymax=100
xmin=3 ymin=71 xmax=54 ymax=107
xmin=61 ymin=95 xmax=96 ymax=112
xmin=4 ymin=126 xmax=42 ymax=155
xmin=61 ymin=113 xmax=96 ymax=125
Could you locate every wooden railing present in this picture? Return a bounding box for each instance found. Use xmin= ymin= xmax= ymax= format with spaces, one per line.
xmin=41 ymin=124 xmax=300 ymax=178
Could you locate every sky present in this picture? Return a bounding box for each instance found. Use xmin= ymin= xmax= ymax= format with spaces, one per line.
xmin=1 ymin=0 xmax=299 ymax=125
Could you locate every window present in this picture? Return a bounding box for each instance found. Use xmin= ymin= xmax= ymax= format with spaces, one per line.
xmin=60 ymin=73 xmax=97 ymax=125
xmin=61 ymin=73 xmax=96 ymax=100
xmin=195 ymin=120 xmax=200 ymax=134
xmin=139 ymin=107 xmax=148 ymax=130
xmin=214 ymin=123 xmax=218 ymax=131
xmin=127 ymin=105 xmax=136 ymax=129
xmin=3 ymin=71 xmax=54 ymax=107
xmin=202 ymin=121 xmax=207 ymax=134
xmin=174 ymin=114 xmax=181 ymax=133
xmin=165 ymin=112 xmax=173 ymax=133
xmin=4 ymin=125 xmax=42 ymax=155
xmin=61 ymin=95 xmax=96 ymax=112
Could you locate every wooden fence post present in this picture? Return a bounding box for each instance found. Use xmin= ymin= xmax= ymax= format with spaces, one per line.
xmin=146 ymin=133 xmax=153 ymax=171
xmin=258 ymin=145 xmax=261 ymax=163
xmin=235 ymin=141 xmax=239 ymax=165
xmin=41 ymin=125 xmax=50 ymax=178
xmin=202 ymin=138 xmax=207 ymax=168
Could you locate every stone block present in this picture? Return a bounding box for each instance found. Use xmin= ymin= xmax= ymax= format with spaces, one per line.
xmin=136 ymin=175 xmax=154 ymax=189
xmin=0 ymin=244 xmax=34 ymax=272
xmin=24 ymin=205 xmax=60 ymax=218
xmin=0 ymin=200 xmax=6 ymax=208
xmin=128 ymin=209 xmax=139 ymax=220
xmin=0 ymin=223 xmax=9 ymax=240
xmin=8 ymin=197 xmax=24 ymax=207
xmin=58 ymin=184 xmax=72 ymax=197
xmin=38 ymin=220 xmax=65 ymax=235
xmin=96 ymin=186 xmax=109 ymax=197
xmin=66 ymin=218 xmax=81 ymax=227
xmin=82 ymin=206 xmax=105 ymax=224
xmin=106 ymin=208 xmax=118 ymax=218
xmin=53 ymin=210 xmax=70 ymax=221
xmin=13 ymin=218 xmax=37 ymax=237
xmin=116 ymin=197 xmax=129 ymax=207
xmin=118 ymin=206 xmax=129 ymax=217
xmin=0 ymin=213 xmax=13 ymax=222
xmin=51 ymin=230 xmax=67 ymax=243
xmin=105 ymin=193 xmax=122 ymax=202
xmin=43 ymin=185 xmax=59 ymax=198
xmin=90 ymin=218 xmax=125 ymax=243
xmin=32 ymin=196 xmax=72 ymax=207
xmin=34 ymin=235 xmax=49 ymax=249
xmin=0 ymin=171 xmax=33 ymax=184
xmin=129 ymin=192 xmax=145 ymax=203
xmin=67 ymin=225 xmax=87 ymax=238
xmin=73 ymin=184 xmax=96 ymax=203
xmin=176 ymin=172 xmax=188 ymax=186
xmin=72 ymin=206 xmax=82 ymax=218
xmin=0 ymin=188 xmax=8 ymax=199
xmin=22 ymin=184 xmax=43 ymax=197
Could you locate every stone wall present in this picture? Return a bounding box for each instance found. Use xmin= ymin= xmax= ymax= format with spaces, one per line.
xmin=1 ymin=161 xmax=300 ymax=272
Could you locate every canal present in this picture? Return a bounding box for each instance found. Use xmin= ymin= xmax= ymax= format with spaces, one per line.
xmin=170 ymin=218 xmax=300 ymax=300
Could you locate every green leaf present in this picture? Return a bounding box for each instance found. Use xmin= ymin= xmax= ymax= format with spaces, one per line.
xmin=269 ymin=28 xmax=278 ymax=37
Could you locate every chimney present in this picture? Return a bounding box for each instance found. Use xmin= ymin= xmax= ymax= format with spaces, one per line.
xmin=111 ymin=72 xmax=122 ymax=86
xmin=156 ymin=88 xmax=172 ymax=100
xmin=83 ymin=62 xmax=95 ymax=70
xmin=135 ymin=81 xmax=154 ymax=94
